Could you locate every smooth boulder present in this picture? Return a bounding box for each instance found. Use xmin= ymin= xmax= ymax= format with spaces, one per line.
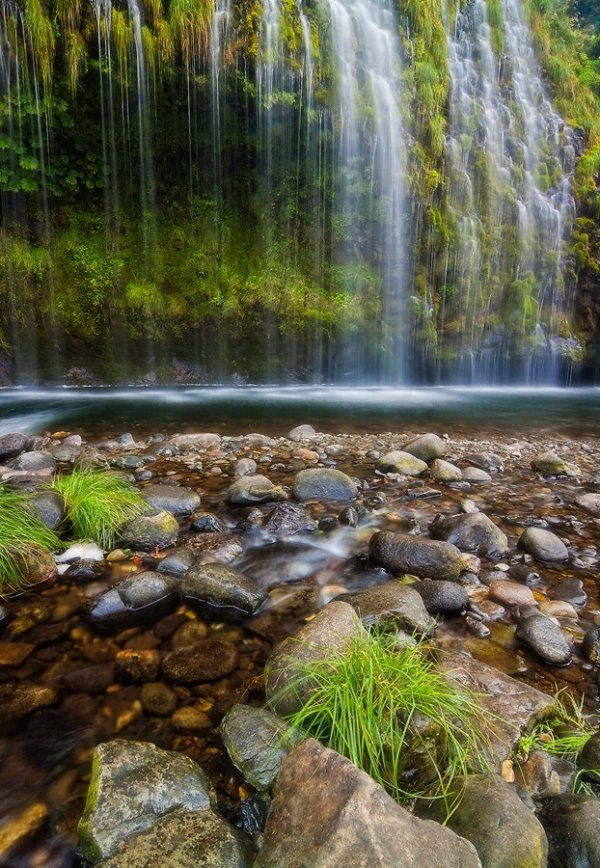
xmin=369 ymin=531 xmax=467 ymax=581
xmin=120 ymin=510 xmax=179 ymax=551
xmin=518 ymin=528 xmax=569 ymax=562
xmin=516 ymin=610 xmax=572 ymax=665
xmin=403 ymin=433 xmax=447 ymax=463
xmin=179 ymin=561 xmax=267 ymax=620
xmin=376 ymin=451 xmax=428 ymax=476
xmin=141 ymin=484 xmax=201 ymax=515
xmin=293 ymin=468 xmax=358 ymax=502
xmin=86 ymin=572 xmax=178 ymax=629
xmin=339 ymin=581 xmax=436 ymax=635
xmin=228 ymin=475 xmax=287 ymax=505
xmin=414 ymin=578 xmax=469 ymax=615
xmin=429 ymin=512 xmax=509 ymax=559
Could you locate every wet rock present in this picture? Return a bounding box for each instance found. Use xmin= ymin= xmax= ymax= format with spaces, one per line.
xmin=170 ymin=706 xmax=213 ymax=732
xmin=429 ymin=512 xmax=509 ymax=559
xmin=161 ymin=640 xmax=238 ymax=683
xmin=577 ymin=731 xmax=600 ymax=782
xmin=120 ymin=510 xmax=179 ymax=551
xmin=288 ymin=424 xmax=317 ymax=441
xmin=97 ymin=808 xmax=254 ymax=868
xmin=170 ymin=620 xmax=209 ymax=647
xmin=0 ymin=683 xmax=58 ymax=735
xmin=376 ymin=450 xmax=428 ymax=476
xmin=461 ymin=467 xmax=492 ymax=483
xmin=518 ymin=527 xmax=568 ymax=562
xmin=582 ymin=625 xmax=600 ymax=665
xmin=339 ymin=581 xmax=436 ymax=635
xmin=115 ymin=649 xmax=161 ymax=682
xmin=191 ymin=512 xmax=227 ymax=533
xmin=515 ymin=610 xmax=572 ymax=665
xmin=465 ymin=639 xmax=528 ymax=675
xmin=29 ymin=490 xmax=66 ymax=530
xmin=369 ymin=531 xmax=467 ymax=581
xmin=403 ymin=433 xmax=447 ymax=463
xmin=254 ymin=739 xmax=482 ymax=868
xmin=228 ymin=475 xmax=287 ymax=505
xmin=168 ymin=433 xmax=221 ymax=451
xmin=0 ymin=641 xmax=35 ymax=666
xmin=61 ymin=662 xmax=115 ymax=693
xmin=532 ymin=451 xmax=580 ymax=477
xmin=19 ymin=545 xmax=57 ymax=586
xmin=430 ymin=459 xmax=463 ymax=482
xmin=540 ymin=600 xmax=578 ymax=619
xmin=156 ymin=547 xmax=196 ymax=576
xmin=414 ymin=578 xmax=469 ymax=615
xmin=440 ymin=650 xmax=555 ymax=764
xmin=418 ymin=775 xmax=547 ymax=868
xmin=179 ymin=561 xmax=267 ymax=620
xmin=265 ymin=601 xmax=363 ymax=716
xmin=489 ymin=581 xmax=536 ymax=608
xmin=551 ymin=578 xmax=587 ymax=606
xmin=8 ymin=450 xmax=56 ymax=473
xmin=575 ymin=492 xmax=600 ymax=515
xmin=537 ymin=793 xmax=600 ymax=868
xmin=263 ymin=501 xmax=318 ymax=539
xmin=140 ymin=682 xmax=177 ymax=716
xmin=517 ymin=750 xmax=565 ymax=798
xmin=234 ymin=540 xmax=332 ymax=587
xmin=466 ymin=451 xmax=505 ymax=472
xmin=77 ymin=740 xmax=214 ymax=862
xmin=186 ymin=532 xmax=243 ymax=563
xmin=338 ymin=506 xmax=359 ymax=527
xmin=141 ymin=484 xmax=201 ymax=515
xmin=0 ymin=802 xmax=48 ymax=862
xmin=221 ymin=704 xmax=306 ymax=792
xmin=0 ymin=432 xmax=28 ymax=460
xmin=65 ymin=559 xmax=105 ymax=580
xmin=86 ymin=572 xmax=178 ymax=630
xmin=293 ymin=468 xmax=358 ymax=502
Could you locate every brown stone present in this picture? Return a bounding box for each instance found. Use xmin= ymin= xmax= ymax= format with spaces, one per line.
xmin=489 ymin=581 xmax=536 ymax=608
xmin=161 ymin=641 xmax=238 ymax=683
xmin=0 ymin=641 xmax=36 ymax=666
xmin=115 ymin=649 xmax=161 ymax=682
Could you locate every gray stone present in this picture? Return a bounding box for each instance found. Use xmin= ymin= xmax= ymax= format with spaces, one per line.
xmin=287 ymin=424 xmax=317 ymax=441
xmin=254 ymin=739 xmax=482 ymax=868
xmin=265 ymin=601 xmax=363 ymax=716
xmin=51 ymin=444 xmax=82 ymax=462
xmin=77 ymin=740 xmax=214 ymax=862
xmin=440 ymin=650 xmax=556 ymax=765
xmin=0 ymin=433 xmax=28 ymax=460
xmin=537 ymin=793 xmax=600 ymax=868
xmin=120 ymin=510 xmax=179 ymax=551
xmin=168 ymin=433 xmax=221 ymax=451
xmin=516 ymin=610 xmax=572 ymax=665
xmin=518 ymin=527 xmax=569 ymax=562
xmin=461 ymin=467 xmax=492 ymax=483
xmin=575 ymin=492 xmax=600 ymax=515
xmin=369 ymin=531 xmax=467 ymax=581
xmin=418 ymin=775 xmax=548 ymax=868
xmin=403 ymin=433 xmax=447 ymax=463
xmin=157 ymin=547 xmax=197 ymax=576
xmin=532 ymin=451 xmax=580 ymax=477
xmin=263 ymin=501 xmax=318 ymax=540
xmin=8 ymin=451 xmax=56 ymax=473
xmin=161 ymin=640 xmax=238 ymax=683
xmin=465 ymin=451 xmax=504 ymax=472
xmin=191 ymin=512 xmax=228 ymax=533
xmin=186 ymin=532 xmax=243 ymax=564
xmin=97 ymin=809 xmax=254 ymax=868
xmin=429 ymin=512 xmax=509 ymax=559
xmin=141 ymin=484 xmax=201 ymax=515
xmin=376 ymin=450 xmax=428 ymax=476
xmin=339 ymin=581 xmax=436 ymax=634
xmin=86 ymin=572 xmax=178 ymax=629
xmin=221 ymin=704 xmax=306 ymax=791
xmin=414 ymin=578 xmax=469 ymax=615
xmin=228 ymin=475 xmax=287 ymax=505
xmin=430 ymin=459 xmax=463 ymax=482
xmin=293 ymin=468 xmax=358 ymax=502
xmin=234 ymin=458 xmax=257 ymax=477
xmin=551 ymin=578 xmax=587 ymax=606
xmin=29 ymin=490 xmax=66 ymax=530
xmin=179 ymin=561 xmax=267 ymax=620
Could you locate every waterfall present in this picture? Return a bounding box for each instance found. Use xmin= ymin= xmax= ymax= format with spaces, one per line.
xmin=443 ymin=0 xmax=575 ymax=382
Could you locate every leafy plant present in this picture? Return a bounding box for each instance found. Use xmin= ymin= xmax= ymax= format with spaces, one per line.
xmin=0 ymin=486 xmax=61 ymax=595
xmin=277 ymin=631 xmax=493 ymax=819
xmin=50 ymin=467 xmax=147 ymax=549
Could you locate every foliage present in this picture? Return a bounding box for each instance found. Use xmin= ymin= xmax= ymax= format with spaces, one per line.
xmin=279 ymin=631 xmax=493 ymax=819
xmin=0 ymin=486 xmax=61 ymax=596
xmin=50 ymin=467 xmax=147 ymax=548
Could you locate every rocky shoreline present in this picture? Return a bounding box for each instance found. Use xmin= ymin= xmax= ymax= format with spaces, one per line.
xmin=0 ymin=423 xmax=600 ymax=865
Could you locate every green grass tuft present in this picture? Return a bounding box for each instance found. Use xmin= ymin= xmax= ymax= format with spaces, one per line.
xmin=278 ymin=631 xmax=493 ymax=819
xmin=50 ymin=467 xmax=146 ymax=549
xmin=0 ymin=486 xmax=61 ymax=596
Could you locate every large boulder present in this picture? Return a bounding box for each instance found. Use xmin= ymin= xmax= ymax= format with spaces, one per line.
xmin=518 ymin=528 xmax=569 ymax=562
xmin=418 ymin=775 xmax=548 ymax=868
xmin=369 ymin=531 xmax=467 ymax=581
xmin=293 ymin=468 xmax=358 ymax=502
xmin=376 ymin=451 xmax=428 ymax=476
xmin=429 ymin=513 xmax=509 ymax=559
xmin=120 ymin=510 xmax=179 ymax=551
xmin=77 ymin=740 xmax=214 ymax=862
xmin=537 ymin=793 xmax=600 ymax=867
xmin=179 ymin=561 xmax=267 ymax=620
xmin=265 ymin=601 xmax=363 ymax=716
xmin=221 ymin=704 xmax=306 ymax=791
xmin=403 ymin=433 xmax=447 ymax=463
xmin=141 ymin=484 xmax=201 ymax=515
xmin=254 ymin=739 xmax=482 ymax=868
xmin=228 ymin=475 xmax=287 ymax=505
xmin=338 ymin=581 xmax=436 ymax=635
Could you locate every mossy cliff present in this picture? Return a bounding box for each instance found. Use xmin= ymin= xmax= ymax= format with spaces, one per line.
xmin=0 ymin=0 xmax=599 ymax=383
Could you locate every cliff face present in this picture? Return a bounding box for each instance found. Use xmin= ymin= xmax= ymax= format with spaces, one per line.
xmin=0 ymin=0 xmax=599 ymax=384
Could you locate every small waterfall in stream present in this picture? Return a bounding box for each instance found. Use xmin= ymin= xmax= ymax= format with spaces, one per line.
xmin=0 ymin=0 xmax=580 ymax=385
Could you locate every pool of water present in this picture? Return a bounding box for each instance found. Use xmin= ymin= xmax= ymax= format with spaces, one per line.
xmin=1 ymin=386 xmax=600 ymax=438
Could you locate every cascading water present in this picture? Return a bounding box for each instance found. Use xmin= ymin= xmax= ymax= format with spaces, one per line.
xmin=442 ymin=0 xmax=576 ymax=383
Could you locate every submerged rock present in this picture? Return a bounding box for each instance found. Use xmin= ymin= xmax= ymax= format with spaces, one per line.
xmin=376 ymin=451 xmax=428 ymax=476
xmin=141 ymin=483 xmax=201 ymax=515
xmin=228 ymin=475 xmax=287 ymax=505
xmin=86 ymin=572 xmax=178 ymax=629
xmin=537 ymin=793 xmax=600 ymax=868
xmin=429 ymin=512 xmax=509 ymax=559
xmin=179 ymin=561 xmax=267 ymax=620
xmin=518 ymin=527 xmax=569 ymax=562
xmin=120 ymin=510 xmax=179 ymax=551
xmin=0 ymin=683 xmax=58 ymax=736
xmin=293 ymin=468 xmax=358 ymax=502
xmin=418 ymin=775 xmax=548 ymax=868
xmin=254 ymin=739 xmax=482 ymax=868
xmin=161 ymin=640 xmax=239 ymax=683
xmin=369 ymin=531 xmax=467 ymax=581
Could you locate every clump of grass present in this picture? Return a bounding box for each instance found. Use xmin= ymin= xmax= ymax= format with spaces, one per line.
xmin=0 ymin=486 xmax=61 ymax=595
xmin=50 ymin=467 xmax=147 ymax=549
xmin=278 ymin=631 xmax=493 ymax=819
